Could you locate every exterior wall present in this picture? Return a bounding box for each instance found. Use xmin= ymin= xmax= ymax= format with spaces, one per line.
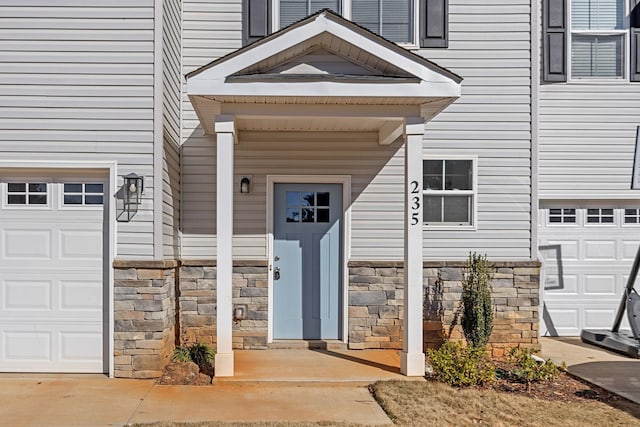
xmin=162 ymin=0 xmax=182 ymax=259
xmin=113 ymin=260 xmax=177 ymax=379
xmin=348 ymin=261 xmax=541 ymax=357
xmin=0 ymin=0 xmax=158 ymax=258
xmin=539 ymin=85 xmax=640 ymax=200
xmin=180 ymin=0 xmax=534 ymax=261
xmin=420 ymin=0 xmax=533 ymax=260
xmin=178 ymin=261 xmax=269 ymax=350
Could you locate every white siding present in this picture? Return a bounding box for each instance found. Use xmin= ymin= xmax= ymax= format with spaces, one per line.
xmin=539 ymin=84 xmax=640 ymax=199
xmin=180 ymin=0 xmax=533 ymax=261
xmin=162 ymin=0 xmax=182 ymax=258
xmin=420 ymin=0 xmax=533 ymax=259
xmin=0 ymin=0 xmax=157 ymax=258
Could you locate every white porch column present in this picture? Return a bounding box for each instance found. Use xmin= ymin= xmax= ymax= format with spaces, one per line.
xmin=214 ymin=114 xmax=236 ymax=377
xmin=401 ymin=117 xmax=426 ymax=376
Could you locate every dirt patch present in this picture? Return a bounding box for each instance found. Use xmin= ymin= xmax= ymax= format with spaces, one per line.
xmin=158 ymin=361 xmax=212 ymax=386
xmin=485 ymin=361 xmax=629 ymax=406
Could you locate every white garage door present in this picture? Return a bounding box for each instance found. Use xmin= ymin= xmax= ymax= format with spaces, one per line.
xmin=0 ymin=178 xmax=107 ymax=372
xmin=539 ymin=207 xmax=639 ymax=336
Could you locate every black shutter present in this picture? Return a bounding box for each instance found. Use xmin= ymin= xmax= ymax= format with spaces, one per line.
xmin=542 ymin=0 xmax=567 ymax=82
xmin=420 ymin=0 xmax=448 ymax=48
xmin=631 ymin=0 xmax=640 ymax=81
xmin=242 ymin=0 xmax=271 ymax=46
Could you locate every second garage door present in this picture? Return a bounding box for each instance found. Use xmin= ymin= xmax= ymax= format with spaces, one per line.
xmin=0 ymin=177 xmax=107 ymax=373
xmin=539 ymin=206 xmax=639 ymax=336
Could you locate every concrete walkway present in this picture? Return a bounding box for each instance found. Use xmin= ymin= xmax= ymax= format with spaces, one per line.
xmin=541 ymin=336 xmax=640 ymax=404
xmin=0 ymin=349 xmax=415 ymax=426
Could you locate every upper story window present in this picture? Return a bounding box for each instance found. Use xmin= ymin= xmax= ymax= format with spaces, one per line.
xmin=542 ymin=0 xmax=639 ymax=82
xmin=570 ymin=0 xmax=627 ymax=79
xmin=277 ymin=0 xmax=414 ymax=44
xmin=243 ymin=0 xmax=449 ymax=48
xmin=423 ymin=158 xmax=476 ymax=227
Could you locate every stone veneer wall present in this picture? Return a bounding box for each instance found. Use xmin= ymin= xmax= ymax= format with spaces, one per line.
xmin=178 ymin=261 xmax=269 ymax=350
xmin=113 ymin=260 xmax=177 ymax=378
xmin=348 ymin=261 xmax=541 ymax=357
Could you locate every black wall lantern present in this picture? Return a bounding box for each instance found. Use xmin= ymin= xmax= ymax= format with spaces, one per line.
xmin=240 ymin=176 xmax=251 ymax=194
xmin=117 ymin=173 xmax=144 ymax=222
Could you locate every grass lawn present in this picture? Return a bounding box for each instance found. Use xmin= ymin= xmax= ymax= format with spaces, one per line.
xmin=132 ymin=379 xmax=640 ymax=427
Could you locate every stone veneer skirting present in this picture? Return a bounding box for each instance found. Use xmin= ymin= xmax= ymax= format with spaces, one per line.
xmin=111 ymin=259 xmax=540 ymax=378
xmin=348 ymin=261 xmax=541 ymax=357
xmin=113 ymin=260 xmax=177 ymax=379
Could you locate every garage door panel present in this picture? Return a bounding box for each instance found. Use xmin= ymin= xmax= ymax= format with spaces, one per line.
xmin=60 ymin=331 xmax=103 ymax=362
xmin=60 ymin=280 xmax=102 ymax=311
xmin=2 ymin=229 xmax=52 ymax=260
xmin=544 ymin=308 xmax=579 ymax=336
xmin=584 ymin=240 xmax=617 ymax=261
xmin=543 ymin=273 xmax=577 ymax=294
xmin=0 ymin=178 xmax=106 ymax=373
xmin=3 ymin=280 xmax=52 ymax=311
xmin=541 ymin=207 xmax=638 ymax=336
xmin=541 ymin=240 xmax=579 ymax=260
xmin=2 ymin=330 xmax=52 ymax=361
xmin=59 ymin=229 xmax=102 ymax=261
xmin=622 ymin=241 xmax=640 ymax=260
xmin=583 ymin=274 xmax=617 ymax=295
xmin=583 ymin=308 xmax=618 ymax=329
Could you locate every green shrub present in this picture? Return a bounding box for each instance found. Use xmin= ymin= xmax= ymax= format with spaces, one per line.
xmin=462 ymin=252 xmax=494 ymax=349
xmin=427 ymin=341 xmax=495 ymax=387
xmin=171 ymin=343 xmax=215 ymax=374
xmin=508 ymin=347 xmax=562 ymax=392
xmin=188 ymin=342 xmax=215 ymax=369
xmin=171 ymin=346 xmax=192 ymax=363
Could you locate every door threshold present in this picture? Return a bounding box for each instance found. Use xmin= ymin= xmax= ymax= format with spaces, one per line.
xmin=268 ymin=340 xmax=347 ymax=350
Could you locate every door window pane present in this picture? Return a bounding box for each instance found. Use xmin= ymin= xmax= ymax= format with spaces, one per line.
xmin=287 ymin=208 xmax=301 ymax=222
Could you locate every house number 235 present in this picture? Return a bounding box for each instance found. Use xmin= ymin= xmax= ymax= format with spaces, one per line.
xmin=410 ymin=180 xmax=420 ymax=225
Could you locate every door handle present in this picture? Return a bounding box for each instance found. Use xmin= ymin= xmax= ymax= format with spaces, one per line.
xmin=274 ymin=267 xmax=281 ymax=280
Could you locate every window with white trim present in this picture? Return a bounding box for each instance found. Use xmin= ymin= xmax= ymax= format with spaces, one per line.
xmin=624 ymin=208 xmax=640 ymax=223
xmin=63 ymin=183 xmax=104 ymax=206
xmin=277 ymin=0 xmax=416 ymax=44
xmin=548 ymin=208 xmax=577 ymax=223
xmin=570 ymin=0 xmax=627 ymax=79
xmin=423 ymin=159 xmax=475 ymax=226
xmin=6 ymin=182 xmax=47 ymax=205
xmin=586 ymin=208 xmax=615 ymax=223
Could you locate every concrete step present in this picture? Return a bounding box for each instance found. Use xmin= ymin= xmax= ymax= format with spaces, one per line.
xmin=268 ymin=340 xmax=348 ymax=350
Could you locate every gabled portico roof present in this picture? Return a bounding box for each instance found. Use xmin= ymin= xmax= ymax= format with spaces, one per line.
xmin=186 ymin=9 xmax=462 ymax=137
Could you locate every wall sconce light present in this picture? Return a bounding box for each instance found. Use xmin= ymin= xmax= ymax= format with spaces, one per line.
xmin=116 ymin=173 xmax=144 ymax=222
xmin=240 ymin=176 xmax=251 ymax=194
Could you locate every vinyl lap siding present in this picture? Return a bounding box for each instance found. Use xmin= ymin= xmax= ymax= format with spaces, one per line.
xmin=180 ymin=0 xmax=533 ymax=261
xmin=0 ymin=0 xmax=156 ymax=258
xmin=162 ymin=0 xmax=182 ymax=258
xmin=539 ymin=84 xmax=640 ymax=199
xmin=420 ymin=0 xmax=533 ymax=259
xmin=181 ymin=0 xmax=241 ymax=258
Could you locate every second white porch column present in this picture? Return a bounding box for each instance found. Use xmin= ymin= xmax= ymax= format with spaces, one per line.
xmin=401 ymin=118 xmax=426 ymax=376
xmin=214 ymin=114 xmax=236 ymax=377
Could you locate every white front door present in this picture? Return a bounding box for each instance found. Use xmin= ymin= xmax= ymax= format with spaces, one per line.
xmin=0 ymin=177 xmax=107 ymax=373
xmin=539 ymin=206 xmax=638 ymax=336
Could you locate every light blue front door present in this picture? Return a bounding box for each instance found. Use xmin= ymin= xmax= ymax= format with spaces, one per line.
xmin=273 ymin=183 xmax=343 ymax=339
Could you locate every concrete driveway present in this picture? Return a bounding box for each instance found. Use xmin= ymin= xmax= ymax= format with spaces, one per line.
xmin=541 ymin=337 xmax=640 ymax=404
xmin=0 ymin=349 xmax=412 ymax=426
